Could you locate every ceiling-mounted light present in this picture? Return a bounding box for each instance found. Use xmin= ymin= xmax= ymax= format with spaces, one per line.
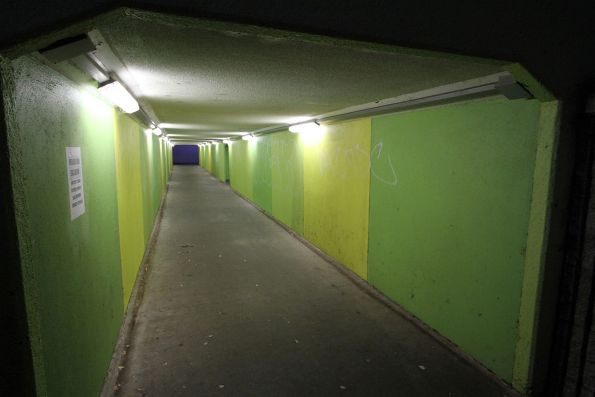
xmin=152 ymin=127 xmax=163 ymax=136
xmin=223 ymin=139 xmax=232 ymax=145
xmin=97 ymin=80 xmax=139 ymax=114
xmin=289 ymin=121 xmax=320 ymax=134
xmin=241 ymin=134 xmax=254 ymax=141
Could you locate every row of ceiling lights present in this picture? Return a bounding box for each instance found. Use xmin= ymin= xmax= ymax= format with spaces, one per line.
xmin=42 ymin=34 xmax=532 ymax=150
xmin=97 ymin=78 xmax=322 ymax=147
xmin=196 ymin=121 xmax=322 ymax=147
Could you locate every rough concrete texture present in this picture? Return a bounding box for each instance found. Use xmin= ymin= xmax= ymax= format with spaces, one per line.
xmin=112 ymin=166 xmax=513 ymax=396
xmin=96 ymin=9 xmax=503 ymax=140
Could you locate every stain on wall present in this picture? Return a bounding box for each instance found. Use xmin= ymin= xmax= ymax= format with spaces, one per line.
xmin=368 ymin=98 xmax=542 ymax=381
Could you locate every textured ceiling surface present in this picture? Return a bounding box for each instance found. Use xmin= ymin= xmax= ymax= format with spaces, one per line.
xmin=97 ymin=11 xmax=504 ymax=141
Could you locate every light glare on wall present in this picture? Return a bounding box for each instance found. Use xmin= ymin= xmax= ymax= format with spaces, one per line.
xmin=289 ymin=121 xmax=320 ymax=134
xmin=97 ymin=80 xmax=139 ymax=114
xmin=223 ymin=139 xmax=232 ymax=145
xmin=242 ymin=134 xmax=254 ymax=141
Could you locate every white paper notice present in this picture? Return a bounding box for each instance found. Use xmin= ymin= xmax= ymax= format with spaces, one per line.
xmin=65 ymin=147 xmax=85 ymax=220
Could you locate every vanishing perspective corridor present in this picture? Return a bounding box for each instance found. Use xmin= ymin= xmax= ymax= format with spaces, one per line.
xmin=112 ymin=166 xmax=510 ymax=396
xmin=6 ymin=6 xmax=595 ymax=396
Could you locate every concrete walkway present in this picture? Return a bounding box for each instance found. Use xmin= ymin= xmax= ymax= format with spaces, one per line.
xmin=112 ymin=166 xmax=512 ymax=397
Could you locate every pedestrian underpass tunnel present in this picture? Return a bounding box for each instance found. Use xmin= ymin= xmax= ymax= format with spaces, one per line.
xmin=0 ymin=7 xmax=570 ymax=397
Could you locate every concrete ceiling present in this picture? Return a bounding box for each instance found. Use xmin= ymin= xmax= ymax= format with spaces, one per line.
xmin=94 ymin=10 xmax=505 ymax=142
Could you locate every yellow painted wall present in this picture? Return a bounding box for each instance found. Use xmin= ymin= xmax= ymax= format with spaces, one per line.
xmin=114 ymin=115 xmax=146 ymax=307
xmin=303 ymin=118 xmax=372 ymax=279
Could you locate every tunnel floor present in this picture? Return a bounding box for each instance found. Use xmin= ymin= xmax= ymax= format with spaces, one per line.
xmin=111 ymin=165 xmax=513 ymax=397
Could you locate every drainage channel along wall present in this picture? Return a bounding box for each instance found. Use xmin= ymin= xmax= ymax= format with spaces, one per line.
xmin=201 ymin=95 xmax=559 ymax=393
xmin=3 ymin=55 xmax=172 ymax=397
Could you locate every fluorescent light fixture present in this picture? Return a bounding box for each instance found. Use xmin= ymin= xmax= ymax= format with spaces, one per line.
xmin=242 ymin=134 xmax=254 ymax=141
xmin=97 ymin=80 xmax=139 ymax=114
xmin=152 ymin=127 xmax=163 ymax=136
xmin=223 ymin=139 xmax=232 ymax=145
xmin=283 ymin=116 xmax=312 ymax=125
xmin=289 ymin=121 xmax=320 ymax=134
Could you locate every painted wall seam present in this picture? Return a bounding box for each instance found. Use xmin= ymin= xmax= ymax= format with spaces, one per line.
xmin=512 ymin=100 xmax=561 ymax=392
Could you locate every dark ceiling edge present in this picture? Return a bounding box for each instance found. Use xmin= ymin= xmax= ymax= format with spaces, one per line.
xmin=1 ymin=6 xmax=511 ymax=67
xmin=121 ymin=8 xmax=507 ymax=66
xmin=0 ymin=2 xmax=512 ymax=63
xmin=1 ymin=5 xmax=556 ymax=102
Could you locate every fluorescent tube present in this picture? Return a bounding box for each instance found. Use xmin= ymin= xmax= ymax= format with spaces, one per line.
xmin=97 ymin=80 xmax=139 ymax=113
xmin=289 ymin=122 xmax=320 ymax=134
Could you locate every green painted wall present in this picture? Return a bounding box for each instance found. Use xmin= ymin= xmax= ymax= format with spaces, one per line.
xmin=303 ymin=119 xmax=371 ymax=279
xmin=227 ymin=137 xmax=273 ymax=212
xmin=225 ymin=145 xmax=230 ymax=181
xmin=250 ymin=135 xmax=273 ymax=214
xmin=114 ymin=114 xmax=146 ymax=308
xmin=271 ymin=131 xmax=304 ymax=234
xmin=5 ymin=55 xmax=171 ymax=397
xmin=7 ymin=56 xmax=124 ymax=397
xmin=144 ymin=74 xmax=554 ymax=395
xmin=202 ymin=145 xmax=207 ymax=170
xmin=212 ymin=142 xmax=228 ymax=182
xmin=512 ymin=100 xmax=560 ymax=392
xmin=210 ymin=145 xmax=216 ymax=173
xmin=215 ymin=96 xmax=557 ymax=391
xmin=229 ymin=140 xmax=253 ymax=200
xmin=367 ymin=98 xmax=542 ymax=381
